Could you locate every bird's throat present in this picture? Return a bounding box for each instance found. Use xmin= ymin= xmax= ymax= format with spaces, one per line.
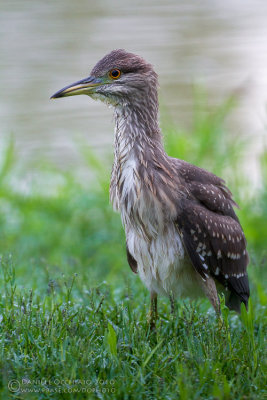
xmin=113 ymin=105 xmax=162 ymax=162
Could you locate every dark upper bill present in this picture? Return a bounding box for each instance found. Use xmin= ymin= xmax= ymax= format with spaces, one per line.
xmin=50 ymin=76 xmax=103 ymax=99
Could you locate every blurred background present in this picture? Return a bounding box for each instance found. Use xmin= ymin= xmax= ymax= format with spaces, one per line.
xmin=1 ymin=0 xmax=267 ymax=180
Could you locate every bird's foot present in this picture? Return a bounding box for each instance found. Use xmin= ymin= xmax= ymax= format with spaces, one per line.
xmin=147 ymin=292 xmax=158 ymax=331
xmin=169 ymin=292 xmax=176 ymax=316
xmin=147 ymin=310 xmax=157 ymax=331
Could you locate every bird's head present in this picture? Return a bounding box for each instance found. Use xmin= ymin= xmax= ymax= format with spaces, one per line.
xmin=51 ymin=49 xmax=158 ymax=108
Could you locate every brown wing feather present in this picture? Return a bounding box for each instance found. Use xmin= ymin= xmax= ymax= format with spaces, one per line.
xmin=188 ymin=181 xmax=239 ymax=221
xmin=174 ymin=160 xmax=250 ymax=307
xmin=177 ymin=159 xmax=238 ymax=207
xmin=177 ymin=200 xmax=249 ymax=307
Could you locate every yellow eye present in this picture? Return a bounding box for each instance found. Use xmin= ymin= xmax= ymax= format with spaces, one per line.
xmin=109 ymin=69 xmax=121 ymax=79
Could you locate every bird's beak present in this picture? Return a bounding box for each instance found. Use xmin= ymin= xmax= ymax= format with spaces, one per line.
xmin=50 ymin=76 xmax=103 ymax=99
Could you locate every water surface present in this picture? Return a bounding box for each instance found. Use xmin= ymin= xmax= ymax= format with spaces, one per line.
xmin=1 ymin=0 xmax=267 ymax=177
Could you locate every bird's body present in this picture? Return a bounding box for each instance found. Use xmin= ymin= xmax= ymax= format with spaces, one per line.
xmin=111 ymin=102 xmax=203 ymax=300
xmin=52 ymin=49 xmax=250 ymax=317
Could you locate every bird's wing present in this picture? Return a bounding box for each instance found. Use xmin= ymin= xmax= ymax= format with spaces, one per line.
xmin=126 ymin=245 xmax=138 ymax=273
xmin=175 ymin=160 xmax=250 ymax=306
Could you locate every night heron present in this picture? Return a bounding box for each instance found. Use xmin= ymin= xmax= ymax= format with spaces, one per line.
xmin=51 ymin=49 xmax=249 ymax=325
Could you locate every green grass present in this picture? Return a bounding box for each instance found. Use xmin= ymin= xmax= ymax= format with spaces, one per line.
xmin=0 ymin=99 xmax=266 ymax=399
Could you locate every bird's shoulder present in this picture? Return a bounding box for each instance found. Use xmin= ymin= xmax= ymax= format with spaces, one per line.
xmin=171 ymin=158 xmax=239 ymax=219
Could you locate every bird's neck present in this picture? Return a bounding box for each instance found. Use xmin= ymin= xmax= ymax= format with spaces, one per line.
xmin=110 ymin=102 xmax=166 ymax=211
xmin=113 ymin=101 xmax=163 ymax=162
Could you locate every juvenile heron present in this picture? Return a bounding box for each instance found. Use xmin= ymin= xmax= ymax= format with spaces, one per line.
xmin=51 ymin=49 xmax=249 ymax=323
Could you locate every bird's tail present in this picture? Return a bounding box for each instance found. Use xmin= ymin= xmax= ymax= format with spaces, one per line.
xmin=226 ymin=291 xmax=248 ymax=313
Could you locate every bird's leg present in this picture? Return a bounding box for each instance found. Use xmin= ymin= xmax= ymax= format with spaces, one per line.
xmin=202 ymin=277 xmax=221 ymax=315
xmin=148 ymin=292 xmax=158 ymax=330
xmin=169 ymin=291 xmax=176 ymax=315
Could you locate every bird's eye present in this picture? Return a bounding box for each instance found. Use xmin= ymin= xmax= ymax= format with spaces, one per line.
xmin=109 ymin=69 xmax=121 ymax=79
